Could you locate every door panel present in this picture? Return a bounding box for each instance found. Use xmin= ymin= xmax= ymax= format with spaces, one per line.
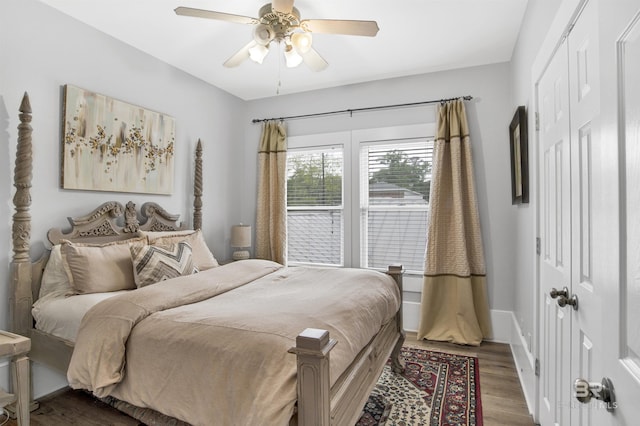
xmin=612 ymin=3 xmax=640 ymax=423
xmin=538 ymin=38 xmax=572 ymax=426
xmin=623 ymin=15 xmax=640 ymax=375
xmin=567 ymin=1 xmax=604 ymax=424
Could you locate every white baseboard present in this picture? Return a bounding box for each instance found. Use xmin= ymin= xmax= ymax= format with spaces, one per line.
xmin=403 ymin=303 xmax=515 ymax=344
xmin=402 ymin=300 xmax=421 ymax=332
xmin=509 ymin=312 xmax=536 ymax=416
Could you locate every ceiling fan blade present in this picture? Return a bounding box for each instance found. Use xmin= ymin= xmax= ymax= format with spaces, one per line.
xmin=301 ymin=47 xmax=328 ymax=72
xmin=301 ymin=19 xmax=379 ymax=37
xmin=223 ymin=40 xmax=258 ymax=67
xmin=271 ymin=0 xmax=295 ymax=14
xmin=174 ymin=7 xmax=258 ymax=25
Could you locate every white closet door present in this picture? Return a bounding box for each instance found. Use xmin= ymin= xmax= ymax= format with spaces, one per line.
xmin=536 ymin=0 xmax=640 ymax=424
xmin=596 ymin=0 xmax=640 ymax=423
xmin=537 ymin=34 xmax=572 ymax=426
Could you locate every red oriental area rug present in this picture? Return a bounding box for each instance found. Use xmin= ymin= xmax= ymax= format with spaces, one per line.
xmin=356 ymin=346 xmax=483 ymax=426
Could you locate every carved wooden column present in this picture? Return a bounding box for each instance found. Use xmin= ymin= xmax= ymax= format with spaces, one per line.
xmin=10 ymin=93 xmax=33 ymax=337
xmin=193 ymin=139 xmax=203 ymax=231
xmin=289 ymin=328 xmax=337 ymax=426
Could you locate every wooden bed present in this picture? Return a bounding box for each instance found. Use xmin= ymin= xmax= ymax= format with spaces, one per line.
xmin=9 ymin=92 xmax=405 ymax=426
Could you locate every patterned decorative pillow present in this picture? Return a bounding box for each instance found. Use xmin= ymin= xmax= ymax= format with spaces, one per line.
xmin=131 ymin=241 xmax=198 ymax=288
xmin=141 ymin=229 xmax=219 ymax=270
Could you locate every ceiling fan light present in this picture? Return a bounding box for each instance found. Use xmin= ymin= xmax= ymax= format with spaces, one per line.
xmin=291 ymin=32 xmax=312 ymax=54
xmin=284 ymin=45 xmax=303 ymax=68
xmin=253 ymin=24 xmax=275 ymax=46
xmin=248 ymin=43 xmax=269 ymax=64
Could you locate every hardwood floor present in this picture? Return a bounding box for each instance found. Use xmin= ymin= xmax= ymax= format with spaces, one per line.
xmin=4 ymin=334 xmax=534 ymax=425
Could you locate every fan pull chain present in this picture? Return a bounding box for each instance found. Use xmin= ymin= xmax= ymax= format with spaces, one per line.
xmin=276 ymin=41 xmax=283 ymax=95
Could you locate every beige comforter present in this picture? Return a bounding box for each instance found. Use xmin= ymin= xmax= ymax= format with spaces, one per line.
xmin=67 ymin=259 xmax=401 ymax=426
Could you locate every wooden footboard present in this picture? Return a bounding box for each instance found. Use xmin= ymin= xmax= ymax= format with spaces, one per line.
xmin=291 ymin=265 xmax=405 ymax=426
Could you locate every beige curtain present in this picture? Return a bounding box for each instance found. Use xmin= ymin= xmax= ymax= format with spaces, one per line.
xmin=417 ymin=100 xmax=492 ymax=346
xmin=255 ymin=121 xmax=287 ymax=264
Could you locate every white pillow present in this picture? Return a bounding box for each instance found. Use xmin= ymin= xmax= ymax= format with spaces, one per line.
xmin=38 ymin=245 xmax=73 ymax=299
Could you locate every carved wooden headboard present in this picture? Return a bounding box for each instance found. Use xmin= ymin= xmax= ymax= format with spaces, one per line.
xmin=47 ymin=201 xmax=188 ymax=245
xmin=9 ymin=92 xmax=204 ymax=336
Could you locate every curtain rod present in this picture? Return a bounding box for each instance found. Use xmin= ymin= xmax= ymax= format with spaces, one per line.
xmin=251 ymin=95 xmax=473 ymax=124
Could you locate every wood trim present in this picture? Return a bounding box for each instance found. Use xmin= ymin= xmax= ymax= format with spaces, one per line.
xmin=29 ymin=330 xmax=74 ymax=374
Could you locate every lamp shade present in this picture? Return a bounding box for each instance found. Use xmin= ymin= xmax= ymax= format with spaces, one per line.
xmin=285 ymin=45 xmax=303 ymax=68
xmin=248 ymin=43 xmax=269 ymax=64
xmin=291 ymin=32 xmax=313 ymax=54
xmin=231 ymin=224 xmax=252 ymax=248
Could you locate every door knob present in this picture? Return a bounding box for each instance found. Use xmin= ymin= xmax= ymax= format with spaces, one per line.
xmin=557 ymin=294 xmax=579 ymax=310
xmin=550 ymin=287 xmax=569 ymax=299
xmin=574 ymin=377 xmax=616 ymax=411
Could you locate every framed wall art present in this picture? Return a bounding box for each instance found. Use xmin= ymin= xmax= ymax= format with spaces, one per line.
xmin=509 ymin=105 xmax=529 ymax=204
xmin=61 ymin=84 xmax=175 ymax=194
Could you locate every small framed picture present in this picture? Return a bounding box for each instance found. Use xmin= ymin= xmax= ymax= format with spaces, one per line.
xmin=509 ymin=106 xmax=529 ymax=204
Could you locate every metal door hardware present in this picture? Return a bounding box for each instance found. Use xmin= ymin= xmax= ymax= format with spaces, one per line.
xmin=549 ymin=287 xmax=578 ymax=310
xmin=574 ymin=377 xmax=616 ymax=411
xmin=557 ymin=294 xmax=579 ymax=310
xmin=550 ymin=287 xmax=569 ymax=299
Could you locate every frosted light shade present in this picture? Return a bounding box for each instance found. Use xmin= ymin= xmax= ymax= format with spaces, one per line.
xmin=249 ymin=44 xmax=269 ymax=64
xmin=231 ymin=225 xmax=252 ymax=248
xmin=291 ymin=32 xmax=312 ymax=54
xmin=285 ymin=46 xmax=303 ymax=67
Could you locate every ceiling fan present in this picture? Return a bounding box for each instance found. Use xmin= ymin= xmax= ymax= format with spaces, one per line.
xmin=174 ymin=0 xmax=379 ymax=71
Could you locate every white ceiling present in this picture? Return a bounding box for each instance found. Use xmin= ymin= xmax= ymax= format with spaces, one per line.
xmin=39 ymin=0 xmax=529 ymax=100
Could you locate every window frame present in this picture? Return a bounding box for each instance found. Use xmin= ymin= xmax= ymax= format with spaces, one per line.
xmin=287 ymin=132 xmax=351 ymax=267
xmin=286 ymin=124 xmax=435 ymax=271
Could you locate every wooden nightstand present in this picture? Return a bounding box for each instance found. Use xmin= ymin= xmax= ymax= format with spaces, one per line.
xmin=0 ymin=330 xmax=30 ymax=426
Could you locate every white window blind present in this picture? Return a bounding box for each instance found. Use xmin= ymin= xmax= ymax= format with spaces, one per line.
xmin=360 ymin=140 xmax=433 ymax=273
xmin=286 ymin=146 xmax=344 ymax=266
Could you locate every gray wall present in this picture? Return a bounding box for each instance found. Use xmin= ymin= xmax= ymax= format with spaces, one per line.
xmin=243 ymin=63 xmax=517 ymax=313
xmin=1 ymin=0 xmax=245 ymax=396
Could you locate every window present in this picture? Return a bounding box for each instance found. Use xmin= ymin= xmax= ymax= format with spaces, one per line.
xmin=286 ymin=125 xmax=433 ymax=274
xmin=360 ymin=141 xmax=432 ymax=272
xmin=286 ymin=146 xmax=344 ymax=266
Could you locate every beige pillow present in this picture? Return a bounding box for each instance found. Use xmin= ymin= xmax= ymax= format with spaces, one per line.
xmin=144 ymin=229 xmax=219 ymax=270
xmin=131 ymin=241 xmax=197 ymax=288
xmin=60 ymin=237 xmax=147 ymax=294
xmin=39 ymin=245 xmax=73 ymax=299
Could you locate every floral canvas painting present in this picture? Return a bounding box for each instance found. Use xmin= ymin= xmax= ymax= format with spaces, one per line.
xmin=62 ymin=85 xmax=175 ymax=194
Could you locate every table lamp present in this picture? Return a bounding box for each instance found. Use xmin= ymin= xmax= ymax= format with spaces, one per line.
xmin=231 ymin=224 xmax=251 ymax=260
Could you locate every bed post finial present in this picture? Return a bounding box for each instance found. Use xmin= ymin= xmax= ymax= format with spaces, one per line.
xmin=11 ymin=92 xmax=34 ymax=335
xmin=193 ymin=139 xmax=203 ymax=231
